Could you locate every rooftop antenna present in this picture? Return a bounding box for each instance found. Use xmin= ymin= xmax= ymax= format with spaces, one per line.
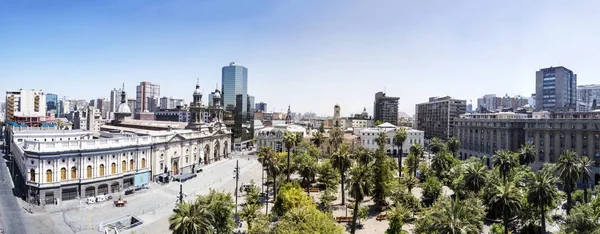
xmin=196 ymin=78 xmax=199 ymax=85
xmin=122 ymin=83 xmax=125 ymax=90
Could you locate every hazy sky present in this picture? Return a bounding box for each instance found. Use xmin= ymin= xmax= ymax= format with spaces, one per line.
xmin=2 ymin=0 xmax=600 ymax=116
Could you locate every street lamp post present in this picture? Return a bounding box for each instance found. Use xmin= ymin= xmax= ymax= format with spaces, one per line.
xmin=233 ymin=160 xmax=240 ymax=215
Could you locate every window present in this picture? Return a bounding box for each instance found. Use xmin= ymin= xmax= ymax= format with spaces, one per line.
xmin=122 ymin=160 xmax=126 ymax=172
xmin=71 ymin=167 xmax=77 ymax=179
xmin=99 ymin=164 xmax=105 ymax=176
xmin=87 ymin=166 xmax=92 ymax=178
xmin=130 ymin=159 xmax=134 ymax=170
xmin=30 ymin=169 xmax=35 ymax=182
xmin=60 ymin=168 xmax=66 ymax=180
xmin=111 ymin=163 xmax=116 ymax=174
xmin=46 ymin=169 xmax=53 ymax=183
xmin=141 ymin=158 xmax=146 ymax=168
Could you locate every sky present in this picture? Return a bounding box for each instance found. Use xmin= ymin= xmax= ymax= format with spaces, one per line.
xmin=2 ymin=0 xmax=600 ymax=117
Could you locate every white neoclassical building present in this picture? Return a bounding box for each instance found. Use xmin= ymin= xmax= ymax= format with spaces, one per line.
xmin=7 ymin=82 xmax=232 ymax=205
xmin=255 ymin=124 xmax=307 ymax=152
xmin=359 ymin=122 xmax=424 ymax=156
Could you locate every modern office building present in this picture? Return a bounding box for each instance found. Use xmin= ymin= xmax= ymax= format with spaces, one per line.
xmin=5 ymin=89 xmax=47 ymax=126
xmin=415 ymin=96 xmax=467 ymax=139
xmin=247 ymin=95 xmax=255 ymax=116
xmin=578 ymin=84 xmax=600 ymax=110
xmin=535 ymin=66 xmax=577 ymax=112
xmin=135 ymin=81 xmax=160 ymax=113
xmin=359 ymin=123 xmax=424 ymax=156
xmin=46 ymin=93 xmax=58 ymax=117
xmin=373 ymin=92 xmax=399 ymax=124
xmin=255 ymin=102 xmax=267 ymax=112
xmin=221 ymin=62 xmax=248 ymax=113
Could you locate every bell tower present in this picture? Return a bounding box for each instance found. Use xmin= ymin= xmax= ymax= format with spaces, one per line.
xmin=285 ymin=105 xmax=292 ymax=124
xmin=208 ymin=85 xmax=224 ymax=123
xmin=186 ymin=79 xmax=206 ymax=130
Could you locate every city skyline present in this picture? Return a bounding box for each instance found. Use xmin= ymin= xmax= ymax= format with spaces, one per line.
xmin=3 ymin=1 xmax=600 ymax=116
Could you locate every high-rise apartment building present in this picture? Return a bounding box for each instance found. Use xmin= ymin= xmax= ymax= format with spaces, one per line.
xmin=535 ymin=66 xmax=577 ymax=112
xmin=416 ymin=96 xmax=466 ymax=139
xmin=5 ymin=89 xmax=47 ymax=125
xmin=46 ymin=93 xmax=58 ymax=117
xmin=159 ymin=96 xmax=184 ymax=110
xmin=476 ymin=94 xmax=501 ymax=112
xmin=373 ymin=91 xmax=399 ymax=124
xmin=222 ymin=62 xmax=248 ymax=113
xmin=255 ymin=102 xmax=267 ymax=112
xmin=578 ymin=84 xmax=600 ymax=110
xmin=135 ymin=81 xmax=160 ymax=113
xmin=127 ymin=99 xmax=137 ymax=114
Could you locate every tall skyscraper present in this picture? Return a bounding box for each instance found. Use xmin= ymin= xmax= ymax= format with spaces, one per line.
xmin=221 ymin=62 xmax=248 ymax=114
xmin=415 ymin=96 xmax=466 ymax=139
xmin=373 ymin=91 xmax=399 ymax=124
xmin=135 ymin=81 xmax=160 ymax=113
xmin=247 ymin=95 xmax=255 ymax=114
xmin=255 ymin=102 xmax=267 ymax=112
xmin=535 ymin=66 xmax=577 ymax=112
xmin=46 ymin=93 xmax=58 ymax=117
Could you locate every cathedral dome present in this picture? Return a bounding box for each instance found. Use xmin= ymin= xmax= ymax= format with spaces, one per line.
xmin=116 ymin=102 xmax=131 ymax=113
xmin=194 ymin=84 xmax=202 ymax=95
xmin=213 ymin=90 xmax=221 ymax=99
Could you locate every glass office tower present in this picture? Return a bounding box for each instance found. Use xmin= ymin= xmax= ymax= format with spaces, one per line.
xmin=221 ymin=62 xmax=248 ymax=115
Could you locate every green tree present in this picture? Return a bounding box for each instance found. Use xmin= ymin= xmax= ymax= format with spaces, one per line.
xmin=580 ymin=156 xmax=593 ymax=203
xmin=283 ymin=131 xmax=298 ymax=182
xmin=357 ymin=205 xmax=369 ymax=225
xmin=526 ymin=169 xmax=560 ymax=234
xmin=373 ymin=131 xmax=394 ymax=206
xmin=557 ymin=150 xmax=581 ymax=215
xmin=446 ymin=137 xmax=461 ymax=158
xmin=311 ymin=131 xmax=325 ymax=152
xmin=492 ymin=149 xmax=518 ymax=182
xmin=489 ymin=181 xmax=522 ymax=234
xmin=317 ymin=159 xmax=340 ymax=191
xmin=318 ymin=123 xmax=325 ymax=134
xmin=319 ymin=188 xmax=337 ymax=213
xmin=297 ymin=140 xmax=322 ymax=161
xmin=328 ymin=127 xmax=343 ymax=153
xmin=421 ymin=176 xmax=442 ymax=203
xmin=348 ymin=165 xmax=373 ymax=234
xmin=246 ymin=180 xmax=261 ymax=205
xmin=416 ymin=197 xmax=485 ymax=234
xmin=386 ymin=204 xmax=409 ymax=234
xmin=517 ymin=143 xmax=536 ymax=166
xmin=257 ymin=146 xmax=282 ymax=202
xmin=169 ymin=201 xmax=214 ymax=234
xmin=409 ymin=143 xmax=424 ymax=177
xmin=374 ymin=120 xmax=383 ymax=126
xmin=430 ymin=149 xmax=455 ymax=179
xmin=294 ymin=152 xmax=318 ymax=191
xmin=273 ymin=183 xmax=315 ymax=217
xmin=240 ymin=202 xmax=261 ymax=231
xmin=561 ymin=204 xmax=600 ymax=234
xmin=394 ymin=128 xmax=408 ymax=179
xmin=463 ymin=161 xmax=487 ymax=194
xmin=428 ymin=137 xmax=445 ymax=155
xmin=273 ymin=205 xmax=344 ymax=234
xmin=248 ymin=214 xmax=270 ymax=234
xmin=331 ymin=143 xmax=352 ymax=205
xmin=195 ymin=190 xmax=236 ymax=234
xmin=401 ymin=175 xmax=418 ymax=192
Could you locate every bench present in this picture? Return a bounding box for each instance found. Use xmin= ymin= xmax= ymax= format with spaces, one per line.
xmin=308 ymin=188 xmax=320 ymax=193
xmin=376 ymin=214 xmax=388 ymax=221
xmin=335 ymin=217 xmax=353 ymax=223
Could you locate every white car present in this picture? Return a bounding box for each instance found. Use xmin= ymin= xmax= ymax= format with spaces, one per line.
xmin=86 ymin=197 xmax=96 ymax=204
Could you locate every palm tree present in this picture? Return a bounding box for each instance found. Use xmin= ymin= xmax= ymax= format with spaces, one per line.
xmin=517 ymin=143 xmax=537 ymax=166
xmin=312 ymin=131 xmax=325 ymax=150
xmin=169 ymin=201 xmax=214 ymax=234
xmin=331 ymin=143 xmax=352 ymax=205
xmin=409 ymin=143 xmax=424 ymax=177
xmin=394 ymin=128 xmax=407 ymax=179
xmin=329 ymin=128 xmax=343 ymax=154
xmin=430 ymin=149 xmax=453 ymax=175
xmin=447 ymin=137 xmax=461 ymax=158
xmin=580 ymin=156 xmax=593 ymax=203
xmin=489 ymin=181 xmax=523 ymax=234
xmin=283 ymin=131 xmax=297 ymax=182
xmin=527 ymin=170 xmax=560 ymax=234
xmin=556 ymin=150 xmax=581 ymax=215
xmin=429 ymin=197 xmax=483 ymax=234
xmin=492 ymin=150 xmax=518 ymax=182
xmin=463 ymin=161 xmax=487 ymax=193
xmin=349 ymin=165 xmax=373 ymax=234
xmin=428 ymin=137 xmax=446 ymax=155
xmin=257 ymin=147 xmax=281 ymax=204
xmin=239 ymin=202 xmax=261 ymax=231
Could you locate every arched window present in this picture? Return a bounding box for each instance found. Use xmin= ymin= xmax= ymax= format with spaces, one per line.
xmin=99 ymin=164 xmax=105 ymax=176
xmin=130 ymin=159 xmax=134 ymax=170
xmin=71 ymin=167 xmax=77 ymax=179
xmin=141 ymin=158 xmax=146 ymax=168
xmin=122 ymin=160 xmax=126 ymax=172
xmin=86 ymin=166 xmax=92 ymax=178
xmin=60 ymin=167 xmax=67 ymax=180
xmin=111 ymin=163 xmax=116 ymax=174
xmin=29 ymin=169 xmax=35 ymax=182
xmin=46 ymin=169 xmax=53 ymax=183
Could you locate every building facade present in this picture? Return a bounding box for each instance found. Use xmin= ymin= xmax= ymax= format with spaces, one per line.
xmin=135 ymin=81 xmax=160 ymax=113
xmin=46 ymin=93 xmax=58 ymax=117
xmin=535 ymin=66 xmax=577 ymax=112
xmin=255 ymin=124 xmax=307 ymax=152
xmin=359 ymin=123 xmax=424 ymax=156
xmin=155 ymin=109 xmax=191 ymax=122
xmin=373 ymin=92 xmax=399 ymax=124
xmin=477 ymin=94 xmax=501 ymax=112
xmin=578 ymin=84 xmax=600 ymax=110
xmin=416 ymin=96 xmax=466 ymax=139
xmin=255 ymin=102 xmax=267 ymax=112
xmin=222 ymin=62 xmax=248 ymax=113
xmin=159 ymin=97 xmax=185 ymax=110
xmin=5 ymin=89 xmax=47 ymax=126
